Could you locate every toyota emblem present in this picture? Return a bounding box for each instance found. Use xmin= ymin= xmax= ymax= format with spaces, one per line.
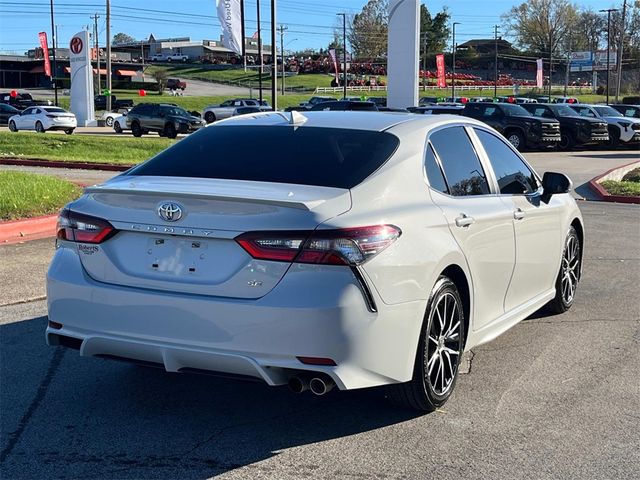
xmin=157 ymin=202 xmax=183 ymax=222
xmin=70 ymin=37 xmax=83 ymax=55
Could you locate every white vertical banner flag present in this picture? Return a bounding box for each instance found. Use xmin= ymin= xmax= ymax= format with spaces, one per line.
xmin=217 ymin=0 xmax=243 ymax=55
xmin=536 ymin=58 xmax=543 ymax=88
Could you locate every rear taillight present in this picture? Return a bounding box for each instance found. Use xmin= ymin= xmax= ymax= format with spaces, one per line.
xmin=236 ymin=225 xmax=401 ymax=266
xmin=56 ymin=209 xmax=116 ymax=244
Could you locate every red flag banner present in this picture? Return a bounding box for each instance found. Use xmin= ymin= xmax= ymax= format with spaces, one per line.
xmin=38 ymin=31 xmax=51 ymax=77
xmin=329 ymin=49 xmax=339 ymax=83
xmin=436 ymin=54 xmax=446 ymax=88
xmin=536 ymin=58 xmax=543 ymax=88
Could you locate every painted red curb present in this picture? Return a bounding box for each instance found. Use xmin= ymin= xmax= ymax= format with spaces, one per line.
xmin=0 ymin=214 xmax=58 ymax=244
xmin=588 ymin=160 xmax=640 ymax=205
xmin=0 ymin=157 xmax=131 ymax=172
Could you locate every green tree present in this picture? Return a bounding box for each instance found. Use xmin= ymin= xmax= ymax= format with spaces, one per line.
xmin=419 ymin=4 xmax=451 ymax=69
xmin=501 ymin=0 xmax=578 ymax=57
xmin=112 ymin=32 xmax=136 ymax=45
xmin=152 ymin=68 xmax=168 ymax=94
xmin=347 ymin=0 xmax=388 ymax=59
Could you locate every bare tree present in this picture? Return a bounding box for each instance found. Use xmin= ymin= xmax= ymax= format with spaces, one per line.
xmin=502 ymin=0 xmax=578 ymax=56
xmin=152 ymin=69 xmax=168 ymax=94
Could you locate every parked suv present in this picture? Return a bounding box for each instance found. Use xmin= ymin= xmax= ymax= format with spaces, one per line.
xmin=569 ymin=104 xmax=640 ymax=147
xmin=522 ymin=103 xmax=609 ymax=150
xmin=462 ymin=102 xmax=561 ymax=150
xmin=611 ymin=104 xmax=640 ymax=119
xmin=126 ymin=103 xmax=205 ymax=138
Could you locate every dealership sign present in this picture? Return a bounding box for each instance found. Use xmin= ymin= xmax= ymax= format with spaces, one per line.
xmin=38 ymin=32 xmax=51 ymax=77
xmin=570 ymin=51 xmax=617 ymax=72
xmin=69 ymin=31 xmax=95 ymax=126
xmin=436 ymin=54 xmax=446 ymax=88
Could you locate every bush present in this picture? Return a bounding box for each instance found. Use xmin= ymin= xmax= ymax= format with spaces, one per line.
xmin=622 ymin=96 xmax=640 ymax=105
xmin=622 ymin=167 xmax=640 ymax=183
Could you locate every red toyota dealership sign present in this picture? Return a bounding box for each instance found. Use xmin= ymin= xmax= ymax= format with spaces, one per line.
xmin=38 ymin=32 xmax=51 ymax=77
xmin=70 ymin=36 xmax=83 ymax=55
xmin=436 ymin=54 xmax=446 ymax=88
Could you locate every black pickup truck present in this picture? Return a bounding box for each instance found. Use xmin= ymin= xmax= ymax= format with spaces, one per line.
xmin=522 ymin=103 xmax=609 ymax=150
xmin=0 ymin=92 xmax=52 ymax=110
xmin=94 ymin=95 xmax=134 ymax=111
xmin=461 ymin=102 xmax=561 ymax=151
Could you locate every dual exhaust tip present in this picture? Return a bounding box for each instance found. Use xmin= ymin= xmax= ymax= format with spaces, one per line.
xmin=288 ymin=374 xmax=335 ymax=396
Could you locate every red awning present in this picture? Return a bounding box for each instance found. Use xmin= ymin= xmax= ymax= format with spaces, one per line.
xmin=63 ymin=66 xmax=71 ymax=73
xmin=93 ymin=68 xmax=108 ymax=75
xmin=115 ymin=69 xmax=138 ymax=76
xmin=30 ymin=65 xmax=45 ymax=73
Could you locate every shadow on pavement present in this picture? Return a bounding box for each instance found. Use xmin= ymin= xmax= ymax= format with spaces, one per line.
xmin=1 ymin=315 xmax=420 ymax=479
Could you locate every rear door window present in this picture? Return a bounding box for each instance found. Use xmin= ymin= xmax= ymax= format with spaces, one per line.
xmin=429 ymin=126 xmax=491 ymax=196
xmin=475 ymin=129 xmax=539 ymax=194
xmin=424 ymin=144 xmax=448 ymax=194
xmin=129 ymin=125 xmax=400 ymax=189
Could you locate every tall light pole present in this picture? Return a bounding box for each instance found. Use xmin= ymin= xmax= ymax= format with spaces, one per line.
xmin=615 ymin=0 xmax=627 ymax=103
xmin=600 ymin=8 xmax=618 ymax=104
xmin=49 ymin=0 xmax=58 ymax=105
xmin=91 ymin=14 xmax=100 ymax=93
xmin=494 ymin=25 xmax=499 ymax=98
xmin=451 ymin=22 xmax=460 ymax=101
xmin=106 ymin=0 xmax=112 ymax=111
xmin=257 ymin=0 xmax=263 ymax=104
xmin=278 ymin=25 xmax=287 ymax=95
xmin=337 ymin=13 xmax=347 ymax=99
xmin=270 ymin=0 xmax=277 ymax=110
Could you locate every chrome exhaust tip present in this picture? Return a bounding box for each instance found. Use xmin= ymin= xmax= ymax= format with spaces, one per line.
xmin=309 ymin=376 xmax=335 ymax=396
xmin=288 ymin=376 xmax=309 ymax=394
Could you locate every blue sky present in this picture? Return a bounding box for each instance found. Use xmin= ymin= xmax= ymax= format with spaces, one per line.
xmin=0 ymin=0 xmax=620 ymax=54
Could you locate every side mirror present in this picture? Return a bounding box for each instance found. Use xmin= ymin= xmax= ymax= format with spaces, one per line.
xmin=542 ymin=172 xmax=572 ymax=197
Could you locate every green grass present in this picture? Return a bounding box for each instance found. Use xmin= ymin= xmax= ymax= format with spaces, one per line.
xmin=0 ymin=132 xmax=174 ymax=165
xmin=0 ymin=171 xmax=82 ymax=220
xmin=600 ymin=180 xmax=640 ymax=197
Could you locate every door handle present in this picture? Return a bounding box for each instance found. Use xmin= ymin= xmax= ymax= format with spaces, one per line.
xmin=513 ymin=208 xmax=526 ymax=220
xmin=455 ymin=213 xmax=475 ymax=228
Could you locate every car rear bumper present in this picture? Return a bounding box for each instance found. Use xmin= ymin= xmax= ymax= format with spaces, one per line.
xmin=46 ymin=245 xmax=425 ymax=390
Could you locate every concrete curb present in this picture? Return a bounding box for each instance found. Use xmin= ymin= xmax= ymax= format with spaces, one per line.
xmin=0 ymin=157 xmax=131 ymax=172
xmin=0 ymin=214 xmax=58 ymax=244
xmin=589 ymin=161 xmax=640 ymax=205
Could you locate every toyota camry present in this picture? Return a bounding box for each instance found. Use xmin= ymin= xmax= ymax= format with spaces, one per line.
xmin=46 ymin=111 xmax=584 ymax=411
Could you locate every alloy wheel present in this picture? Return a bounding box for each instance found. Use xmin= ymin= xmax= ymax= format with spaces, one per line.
xmin=508 ymin=134 xmax=521 ymax=149
xmin=425 ymin=291 xmax=462 ymax=396
xmin=561 ymin=234 xmax=580 ymax=304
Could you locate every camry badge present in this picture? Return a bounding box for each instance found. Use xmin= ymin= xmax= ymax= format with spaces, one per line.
xmin=157 ymin=202 xmax=183 ymax=222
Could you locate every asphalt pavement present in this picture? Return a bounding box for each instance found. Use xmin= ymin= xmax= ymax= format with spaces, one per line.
xmin=1 ymin=198 xmax=639 ymax=479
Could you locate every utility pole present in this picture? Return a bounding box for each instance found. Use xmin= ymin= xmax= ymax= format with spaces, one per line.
xmin=91 ymin=14 xmax=100 ymax=93
xmin=240 ymin=0 xmax=246 ymax=72
xmin=49 ymin=0 xmax=58 ymax=105
xmin=422 ymin=32 xmax=428 ymax=89
xmin=615 ymin=0 xmax=627 ymax=103
xmin=548 ymin=32 xmax=553 ymax=101
xmin=600 ymin=8 xmax=619 ymax=105
xmin=257 ymin=0 xmax=262 ymax=104
xmin=337 ymin=13 xmax=347 ymax=99
xmin=270 ymin=0 xmax=277 ymax=110
xmin=279 ymin=25 xmax=287 ymax=96
xmin=106 ymin=0 xmax=112 ymax=111
xmin=564 ymin=30 xmax=572 ymax=97
xmin=451 ymin=22 xmax=460 ymax=101
xmin=494 ymin=25 xmax=499 ymax=98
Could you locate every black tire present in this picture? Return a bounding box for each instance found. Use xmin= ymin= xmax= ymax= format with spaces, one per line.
xmin=35 ymin=121 xmax=45 ymax=133
xmin=64 ymin=128 xmax=74 ymax=135
xmin=204 ymin=111 xmax=216 ymax=123
xmin=164 ymin=123 xmax=177 ymax=139
xmin=167 ymin=57 xmax=173 ymax=63
xmin=505 ymin=130 xmax=525 ymax=151
xmin=558 ymin=130 xmax=575 ymax=150
xmin=386 ymin=276 xmax=466 ymax=412
xmin=8 ymin=120 xmax=17 ymax=132
xmin=105 ymin=116 xmax=114 ymax=127
xmin=608 ymin=127 xmax=621 ymax=148
xmin=547 ymin=226 xmax=581 ymax=314
xmin=113 ymin=123 xmax=122 ymax=134
xmin=131 ymin=121 xmax=143 ymax=137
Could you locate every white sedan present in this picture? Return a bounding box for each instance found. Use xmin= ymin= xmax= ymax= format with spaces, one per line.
xmin=46 ymin=112 xmax=584 ymax=411
xmin=8 ymin=105 xmax=77 ymax=134
xmin=102 ymin=108 xmax=130 ymax=128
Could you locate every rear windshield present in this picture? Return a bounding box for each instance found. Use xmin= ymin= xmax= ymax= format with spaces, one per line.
xmin=128 ymin=125 xmax=400 ymax=189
